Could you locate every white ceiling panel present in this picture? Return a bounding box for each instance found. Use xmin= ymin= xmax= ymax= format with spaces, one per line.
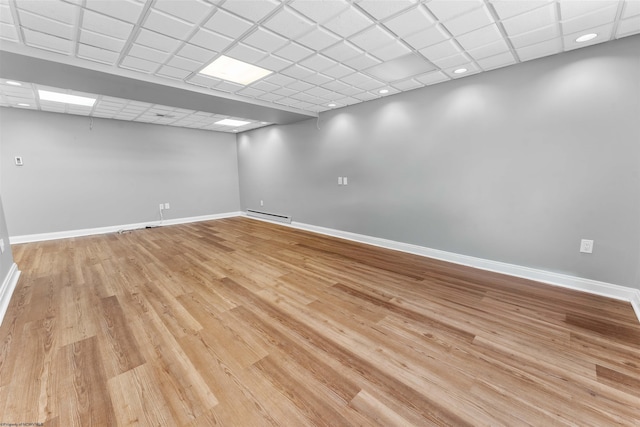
xmin=1 ymin=0 xmax=638 ymax=132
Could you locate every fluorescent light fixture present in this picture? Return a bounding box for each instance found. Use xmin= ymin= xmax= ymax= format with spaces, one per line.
xmin=38 ymin=90 xmax=96 ymax=106
xmin=6 ymin=80 xmax=21 ymax=86
xmin=576 ymin=33 xmax=597 ymax=43
xmin=379 ymin=89 xmax=389 ymax=94
xmin=199 ymin=55 xmax=272 ymax=85
xmin=216 ymin=118 xmax=250 ymax=127
xmin=453 ymin=68 xmax=467 ymax=74
xmin=17 ymin=103 xmax=30 ymax=107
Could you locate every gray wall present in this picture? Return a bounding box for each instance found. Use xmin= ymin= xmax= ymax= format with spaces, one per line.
xmin=238 ymin=36 xmax=640 ymax=289
xmin=0 ymin=194 xmax=15 ymax=283
xmin=1 ymin=108 xmax=240 ymax=236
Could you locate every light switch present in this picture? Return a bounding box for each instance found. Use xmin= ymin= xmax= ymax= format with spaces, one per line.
xmin=338 ymin=177 xmax=343 ymax=185
xmin=15 ymin=156 xmax=23 ymax=166
xmin=343 ymin=177 xmax=348 ymax=185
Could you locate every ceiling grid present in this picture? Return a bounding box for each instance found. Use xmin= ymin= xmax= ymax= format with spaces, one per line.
xmin=0 ymin=0 xmax=638 ymax=133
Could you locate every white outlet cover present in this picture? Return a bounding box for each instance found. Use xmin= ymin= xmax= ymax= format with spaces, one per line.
xmin=165 ymin=203 xmax=170 ymax=209
xmin=343 ymin=177 xmax=348 ymax=185
xmin=338 ymin=177 xmax=343 ymax=185
xmin=580 ymin=239 xmax=594 ymax=253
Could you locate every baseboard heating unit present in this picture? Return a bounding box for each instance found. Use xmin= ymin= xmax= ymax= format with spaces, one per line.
xmin=246 ymin=209 xmax=292 ymax=224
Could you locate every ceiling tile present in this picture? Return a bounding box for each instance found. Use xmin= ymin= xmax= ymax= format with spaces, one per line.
xmin=0 ymin=23 xmax=18 ymax=42
xmin=443 ymin=63 xmax=479 ymax=78
xmin=322 ymin=79 xmax=354 ymax=92
xmin=264 ymin=7 xmax=315 ymax=39
xmin=281 ymin=64 xmax=315 ymax=80
xmin=128 ymin=43 xmax=171 ymax=63
xmin=432 ymin=52 xmax=470 ymax=69
xmin=18 ymin=10 xmax=74 ymax=40
xmin=226 ymin=43 xmax=267 ymax=63
xmin=349 ymin=26 xmax=396 ymax=52
xmin=286 ymin=80 xmax=315 ymax=91
xmin=136 ymin=28 xmax=182 ymax=53
xmin=516 ymin=37 xmax=562 ymax=61
xmin=443 ymin=6 xmax=495 ymax=36
xmin=263 ymin=73 xmax=296 ymax=87
xmin=257 ymin=92 xmax=284 ymax=102
xmin=153 ymin=0 xmax=214 ymax=24
xmin=419 ymin=39 xmax=461 ymax=61
xmin=243 ymin=27 xmax=288 ymax=52
xmin=85 ymin=0 xmax=144 ymax=24
xmin=481 ymin=55 xmax=520 ymax=79
xmin=167 ymin=55 xmax=203 ymax=71
xmin=249 ymin=80 xmax=279 ymax=92
xmin=357 ymin=0 xmax=418 ymax=20
xmin=0 ymin=5 xmax=12 ymax=24
xmin=176 ymin=44 xmax=217 ymax=63
xmin=77 ymin=43 xmax=119 ymax=64
xmin=383 ymin=6 xmax=436 ymax=38
xmin=82 ymin=9 xmax=134 ymax=39
xmin=622 ymin=0 xmax=640 ymax=19
xmin=221 ymin=0 xmax=280 ymax=22
xmin=80 ymin=29 xmax=126 ymax=52
xmin=144 ymin=9 xmax=195 ymax=40
xmin=559 ymin=0 xmax=619 ymax=20
xmin=272 ymin=86 xmax=297 ymax=97
xmin=415 ymin=70 xmax=450 ymax=85
xmin=489 ymin=0 xmax=552 ymax=20
xmin=237 ymin=87 xmax=265 ymax=98
xmin=323 ymin=63 xmax=355 ymax=79
xmin=343 ymin=53 xmax=381 ymax=71
xmin=467 ymin=39 xmax=510 ymax=60
xmin=403 ymin=24 xmax=450 ymax=50
xmin=456 ymin=24 xmax=502 ymax=50
xmin=215 ymin=80 xmax=244 ymax=93
xmin=187 ymin=74 xmax=221 ymax=88
xmin=301 ymin=72 xmax=332 ymax=86
xmin=425 ymin=0 xmax=483 ymax=22
xmin=300 ymin=54 xmax=335 ymax=72
xmin=502 ymin=4 xmax=557 ymax=36
xmin=323 ymin=6 xmax=372 ymax=38
xmin=297 ymin=26 xmax=341 ymax=51
xmin=257 ymin=54 xmax=293 ymax=71
xmin=369 ymin=40 xmax=411 ymax=61
xmin=617 ymin=15 xmax=640 ymax=37
xmin=391 ymin=78 xmax=423 ymax=91
xmin=321 ymin=41 xmax=363 ymax=62
xmin=290 ymin=0 xmax=350 ymax=23
xmin=274 ymin=42 xmax=314 ymax=62
xmin=204 ymin=8 xmax=253 ymax=38
xmin=120 ymin=56 xmax=160 ymax=73
xmin=188 ymin=28 xmax=233 ymax=51
xmin=353 ymin=91 xmax=378 ymax=101
xmin=23 ymin=28 xmax=72 ymax=54
xmin=509 ymin=24 xmax=559 ymax=49
xmin=561 ymin=5 xmax=617 ymax=35
xmin=365 ymin=53 xmax=435 ymax=81
xmin=16 ymin=0 xmax=77 ymax=25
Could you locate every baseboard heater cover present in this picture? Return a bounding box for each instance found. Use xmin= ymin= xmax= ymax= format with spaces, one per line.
xmin=246 ymin=209 xmax=292 ymax=224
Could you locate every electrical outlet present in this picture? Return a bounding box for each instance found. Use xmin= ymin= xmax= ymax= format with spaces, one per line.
xmin=165 ymin=203 xmax=170 ymax=209
xmin=260 ymin=200 xmax=264 ymax=207
xmin=343 ymin=176 xmax=348 ymax=185
xmin=580 ymin=239 xmax=594 ymax=254
xmin=338 ymin=177 xmax=343 ymax=185
xmin=159 ymin=203 xmax=164 ymax=210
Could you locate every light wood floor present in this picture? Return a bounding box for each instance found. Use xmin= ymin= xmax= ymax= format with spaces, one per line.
xmin=1 ymin=217 xmax=639 ymax=426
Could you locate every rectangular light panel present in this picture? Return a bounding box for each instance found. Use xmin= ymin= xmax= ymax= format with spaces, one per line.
xmin=199 ymin=55 xmax=272 ymax=85
xmin=38 ymin=90 xmax=96 ymax=106
xmin=216 ymin=118 xmax=251 ymax=126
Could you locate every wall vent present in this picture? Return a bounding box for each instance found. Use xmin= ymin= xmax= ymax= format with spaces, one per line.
xmin=246 ymin=209 xmax=292 ymax=224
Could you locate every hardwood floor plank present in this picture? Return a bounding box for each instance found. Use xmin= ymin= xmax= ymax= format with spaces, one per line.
xmin=1 ymin=217 xmax=638 ymax=425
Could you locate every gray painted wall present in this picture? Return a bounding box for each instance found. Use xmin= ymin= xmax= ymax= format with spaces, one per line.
xmin=0 ymin=194 xmax=15 ymax=283
xmin=238 ymin=36 xmax=640 ymax=289
xmin=1 ymin=108 xmax=240 ymax=236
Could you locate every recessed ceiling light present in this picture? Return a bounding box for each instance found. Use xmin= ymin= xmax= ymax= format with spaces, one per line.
xmin=379 ymin=89 xmax=389 ymax=94
xmin=216 ymin=118 xmax=250 ymax=127
xmin=261 ymin=121 xmax=268 ymax=124
xmin=576 ymin=33 xmax=597 ymax=43
xmin=199 ymin=55 xmax=272 ymax=85
xmin=17 ymin=103 xmax=30 ymax=107
xmin=233 ymin=129 xmax=239 ymax=132
xmin=453 ymin=68 xmax=467 ymax=74
xmin=327 ymin=103 xmax=336 ymax=107
xmin=6 ymin=80 xmax=21 ymax=86
xmin=38 ymin=90 xmax=96 ymax=106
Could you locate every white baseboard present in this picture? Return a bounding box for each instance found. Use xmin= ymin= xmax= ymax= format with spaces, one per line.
xmin=9 ymin=211 xmax=243 ymax=244
xmin=242 ymin=213 xmax=640 ymax=323
xmin=0 ymin=263 xmax=21 ymax=327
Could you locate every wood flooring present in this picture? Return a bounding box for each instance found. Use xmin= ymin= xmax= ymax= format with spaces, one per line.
xmin=1 ymin=217 xmax=639 ymax=426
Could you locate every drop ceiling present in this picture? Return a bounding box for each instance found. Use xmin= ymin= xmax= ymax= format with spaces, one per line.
xmin=0 ymin=0 xmax=639 ymax=133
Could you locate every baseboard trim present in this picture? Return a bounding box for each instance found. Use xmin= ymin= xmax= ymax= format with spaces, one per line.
xmin=9 ymin=211 xmax=243 ymax=244
xmin=243 ymin=213 xmax=640 ymax=323
xmin=0 ymin=263 xmax=21 ymax=327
